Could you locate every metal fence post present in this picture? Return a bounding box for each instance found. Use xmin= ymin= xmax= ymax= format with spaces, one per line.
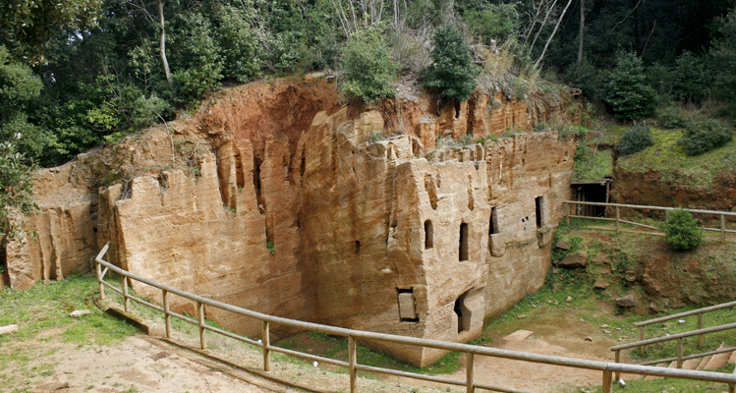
xmin=466 ymin=352 xmax=475 ymax=393
xmin=262 ymin=320 xmax=270 ymax=372
xmin=122 ymin=276 xmax=130 ymax=313
xmin=348 ymin=335 xmax=357 ymax=393
xmin=602 ymin=370 xmax=612 ymax=393
xmin=162 ymin=289 xmax=171 ymax=338
xmin=197 ymin=302 xmax=206 ymax=350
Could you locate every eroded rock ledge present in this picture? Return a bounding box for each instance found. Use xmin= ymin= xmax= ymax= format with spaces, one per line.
xmin=3 ymin=77 xmax=578 ymax=365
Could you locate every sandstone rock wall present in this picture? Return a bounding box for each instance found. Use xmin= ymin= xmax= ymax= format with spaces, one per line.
xmin=4 ymin=77 xmax=577 ymax=365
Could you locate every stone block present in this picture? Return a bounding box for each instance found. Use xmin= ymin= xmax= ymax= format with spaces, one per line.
xmin=557 ymin=251 xmax=587 ymax=268
xmin=616 ymin=294 xmax=636 ymax=308
xmin=489 ymin=233 xmax=507 ymax=257
xmin=537 ymin=227 xmax=553 ymax=248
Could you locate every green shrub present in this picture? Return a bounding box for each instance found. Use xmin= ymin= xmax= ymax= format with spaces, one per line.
xmin=659 ymin=208 xmax=704 ymax=251
xmin=602 ymin=50 xmax=658 ymax=120
xmin=341 ymin=27 xmax=399 ymax=104
xmin=656 ymin=106 xmax=687 ymax=129
xmin=424 ymin=25 xmax=479 ymax=103
xmin=616 ymin=126 xmax=654 ymax=156
xmin=678 ymin=117 xmax=734 ymax=156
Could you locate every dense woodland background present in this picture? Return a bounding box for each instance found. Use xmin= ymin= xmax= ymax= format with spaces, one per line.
xmin=2 ymin=0 xmax=736 ymax=240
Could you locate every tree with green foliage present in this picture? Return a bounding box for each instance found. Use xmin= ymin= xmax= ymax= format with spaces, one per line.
xmin=0 ymin=142 xmax=36 ymax=246
xmin=341 ymin=27 xmax=398 ymax=104
xmin=601 ymin=50 xmax=657 ymax=120
xmin=710 ymin=6 xmax=736 ymax=104
xmin=660 ymin=208 xmax=704 ymax=251
xmin=672 ymin=51 xmax=707 ymax=105
xmin=0 ymin=46 xmax=57 ymax=162
xmin=616 ymin=126 xmax=653 ymax=156
xmin=424 ymin=25 xmax=479 ymax=104
xmin=0 ymin=0 xmax=103 ymax=62
xmin=464 ymin=4 xmax=519 ymax=44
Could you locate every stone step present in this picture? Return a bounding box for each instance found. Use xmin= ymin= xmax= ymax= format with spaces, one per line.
xmin=703 ymin=345 xmax=730 ymax=370
xmin=729 ymin=350 xmax=736 ymax=364
xmin=643 ymin=363 xmax=668 ymax=381
xmin=696 ymin=355 xmax=713 ymax=370
xmin=681 ymin=358 xmax=701 ymax=370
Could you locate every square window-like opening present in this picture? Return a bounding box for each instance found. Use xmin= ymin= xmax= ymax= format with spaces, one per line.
xmin=397 ymin=288 xmax=419 ymax=323
xmin=459 ymin=223 xmax=469 ymax=262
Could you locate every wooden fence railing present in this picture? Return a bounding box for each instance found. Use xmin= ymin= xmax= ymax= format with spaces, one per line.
xmin=563 ymin=201 xmax=736 ymax=243
xmin=94 ymin=243 xmax=736 ymax=393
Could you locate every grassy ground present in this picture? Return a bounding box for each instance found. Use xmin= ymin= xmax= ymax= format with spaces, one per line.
xmin=617 ymin=127 xmax=736 ymax=189
xmin=0 ymin=274 xmax=139 ymax=392
xmin=573 ymin=147 xmax=613 ymax=182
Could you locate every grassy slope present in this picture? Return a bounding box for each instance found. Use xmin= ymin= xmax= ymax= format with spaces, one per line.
xmin=0 ymin=274 xmax=138 ymax=392
xmin=573 ymin=148 xmax=614 ymax=182
xmin=617 ymin=127 xmax=736 ymax=189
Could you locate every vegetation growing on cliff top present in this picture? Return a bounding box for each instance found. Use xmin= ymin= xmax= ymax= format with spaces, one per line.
xmin=617 ymin=127 xmax=736 ymax=189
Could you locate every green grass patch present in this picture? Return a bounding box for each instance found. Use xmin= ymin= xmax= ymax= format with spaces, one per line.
xmin=573 ymin=147 xmax=613 ymax=182
xmin=617 ymin=127 xmax=736 ymax=188
xmin=0 ymin=273 xmax=138 ymax=346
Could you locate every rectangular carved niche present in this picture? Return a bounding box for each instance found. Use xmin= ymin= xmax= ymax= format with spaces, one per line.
xmin=397 ymin=288 xmax=419 ymax=322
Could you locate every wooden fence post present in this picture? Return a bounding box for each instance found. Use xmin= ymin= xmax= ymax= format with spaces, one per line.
xmin=698 ymin=314 xmax=704 ymax=350
xmin=614 ymin=350 xmax=620 ymax=382
xmin=639 ymin=326 xmax=645 ymax=355
xmin=677 ymin=338 xmax=683 ymax=368
xmin=162 ymin=289 xmax=171 ymax=338
xmin=615 ymin=206 xmax=620 ymax=233
xmin=122 ymin=276 xmax=130 ymax=313
xmin=198 ymin=302 xmax=206 ymax=350
xmin=721 ymin=214 xmax=726 ymax=245
xmin=262 ymin=321 xmax=270 ymax=372
xmin=96 ymin=262 xmax=105 ymax=302
xmin=348 ymin=335 xmax=357 ymax=393
xmin=466 ymin=352 xmax=475 ymax=393
xmin=602 ymin=370 xmax=612 ymax=393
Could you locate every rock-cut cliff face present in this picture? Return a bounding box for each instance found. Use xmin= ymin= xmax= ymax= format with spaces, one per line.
xmin=3 ymin=77 xmax=577 ymax=366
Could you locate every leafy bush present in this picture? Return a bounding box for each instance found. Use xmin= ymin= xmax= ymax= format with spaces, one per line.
xmin=602 ymin=50 xmax=658 ymax=120
xmin=424 ymin=25 xmax=479 ymax=103
xmin=341 ymin=27 xmax=399 ymax=103
xmin=616 ymin=126 xmax=654 ymax=156
xmin=659 ymin=208 xmax=703 ymax=251
xmin=214 ymin=5 xmax=262 ymax=82
xmin=678 ymin=117 xmax=734 ymax=156
xmin=656 ymin=106 xmax=687 ymax=129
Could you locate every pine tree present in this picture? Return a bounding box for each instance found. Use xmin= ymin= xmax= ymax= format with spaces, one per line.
xmin=602 ymin=50 xmax=657 ymax=120
xmin=424 ymin=25 xmax=479 ymax=103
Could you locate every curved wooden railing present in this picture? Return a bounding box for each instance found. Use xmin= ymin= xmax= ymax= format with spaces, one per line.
xmin=94 ymin=243 xmax=736 ymax=393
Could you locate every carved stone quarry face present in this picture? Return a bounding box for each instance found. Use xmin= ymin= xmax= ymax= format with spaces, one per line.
xmin=5 ymin=77 xmax=578 ymax=366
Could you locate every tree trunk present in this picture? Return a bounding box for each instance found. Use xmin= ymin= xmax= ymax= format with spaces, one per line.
xmin=535 ymin=0 xmax=574 ymax=68
xmin=577 ymin=0 xmax=584 ymax=65
xmin=158 ymin=0 xmax=173 ymax=91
